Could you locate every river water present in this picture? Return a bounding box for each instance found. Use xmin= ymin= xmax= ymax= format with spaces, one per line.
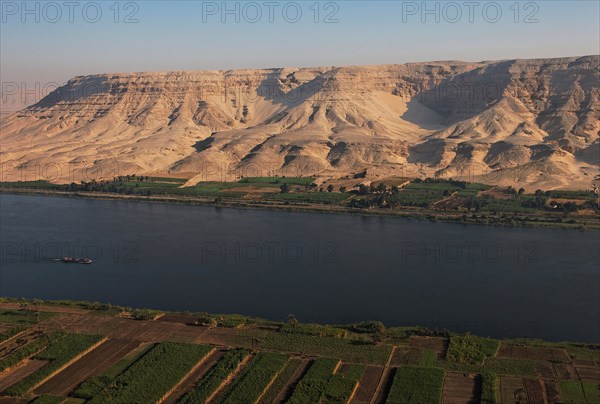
xmin=1 ymin=194 xmax=598 ymax=342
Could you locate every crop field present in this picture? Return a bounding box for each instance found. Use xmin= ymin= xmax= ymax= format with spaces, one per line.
xmin=34 ymin=339 xmax=140 ymax=396
xmin=0 ymin=310 xmax=54 ymax=325
xmin=287 ymin=358 xmax=340 ymax=403
xmin=4 ymin=332 xmax=103 ymax=396
xmin=1 ymin=301 xmax=600 ymax=403
xmin=386 ymin=366 xmax=445 ymax=403
xmin=419 ymin=349 xmax=437 ymax=367
xmin=179 ymin=348 xmax=250 ymax=404
xmin=215 ymin=352 xmax=289 ymax=403
xmin=162 ymin=349 xmax=224 ymax=404
xmin=0 ymin=329 xmax=46 ymax=363
xmin=87 ymin=342 xmax=211 ymax=403
xmin=257 ymin=357 xmax=303 ymax=404
xmin=560 ymin=381 xmax=600 ymax=404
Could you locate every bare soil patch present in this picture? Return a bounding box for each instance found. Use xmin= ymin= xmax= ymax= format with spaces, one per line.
xmin=544 ymin=380 xmax=561 ymax=402
xmin=499 ymin=377 xmax=528 ymax=403
xmin=372 ymin=367 xmax=397 ymax=404
xmin=552 ymin=362 xmax=579 ymax=381
xmin=574 ymin=364 xmax=600 ymax=382
xmin=523 ymin=379 xmax=545 ymax=403
xmin=351 ymin=365 xmax=384 ymax=403
xmin=409 ymin=336 xmax=449 ymax=358
xmin=389 ymin=347 xmax=421 ymax=366
xmin=442 ymin=372 xmax=481 ymax=404
xmin=497 ymin=344 xmax=570 ymax=363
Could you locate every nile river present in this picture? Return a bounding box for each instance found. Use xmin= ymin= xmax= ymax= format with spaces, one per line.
xmin=1 ymin=194 xmax=598 ymax=342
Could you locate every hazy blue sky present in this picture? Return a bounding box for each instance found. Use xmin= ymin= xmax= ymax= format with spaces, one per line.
xmin=1 ymin=0 xmax=599 ymax=86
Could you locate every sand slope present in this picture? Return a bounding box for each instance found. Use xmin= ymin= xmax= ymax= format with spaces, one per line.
xmin=1 ymin=56 xmax=598 ymax=190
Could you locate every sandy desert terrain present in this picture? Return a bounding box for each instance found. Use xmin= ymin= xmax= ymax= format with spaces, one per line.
xmin=1 ymin=56 xmax=598 ymax=190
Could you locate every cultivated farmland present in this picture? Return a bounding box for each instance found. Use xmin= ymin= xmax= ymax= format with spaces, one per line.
xmin=1 ymin=299 xmax=599 ymax=403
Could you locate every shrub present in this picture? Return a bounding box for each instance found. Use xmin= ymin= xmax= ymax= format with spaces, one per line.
xmin=446 ymin=334 xmax=499 ymax=364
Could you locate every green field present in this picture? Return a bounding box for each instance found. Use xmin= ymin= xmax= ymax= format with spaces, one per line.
xmin=0 ymin=325 xmax=26 ymax=343
xmin=216 ymin=352 xmax=289 ymax=403
xmin=386 ymin=366 xmax=445 ymax=403
xmin=180 ymin=349 xmax=250 ymax=404
xmin=1 ymin=299 xmax=600 ymax=403
xmin=0 ymin=334 xmax=51 ymax=372
xmin=288 ymin=358 xmax=340 ymax=403
xmin=88 ymin=342 xmax=211 ymax=403
xmin=419 ymin=349 xmax=437 ymax=367
xmin=560 ymin=381 xmax=600 ymax=404
xmin=0 ymin=309 xmax=54 ymax=324
xmin=5 ymin=333 xmax=102 ymax=396
xmin=481 ymin=372 xmax=497 ymax=404
xmin=321 ymin=364 xmax=365 ymax=402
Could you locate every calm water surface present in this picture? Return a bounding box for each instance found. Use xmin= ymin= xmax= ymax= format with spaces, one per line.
xmin=1 ymin=194 xmax=598 ymax=342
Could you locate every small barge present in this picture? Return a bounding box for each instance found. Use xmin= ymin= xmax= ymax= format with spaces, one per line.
xmin=61 ymin=257 xmax=93 ymax=264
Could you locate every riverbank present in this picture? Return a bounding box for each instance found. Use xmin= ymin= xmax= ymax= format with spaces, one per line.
xmin=2 ymin=187 xmax=598 ymax=230
xmin=1 ymin=297 xmax=599 ymax=403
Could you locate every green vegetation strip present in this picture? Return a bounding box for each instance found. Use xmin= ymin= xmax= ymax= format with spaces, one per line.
xmin=287 ymin=358 xmax=339 ymax=403
xmin=5 ymin=332 xmax=102 ymax=396
xmin=0 ymin=335 xmax=50 ymax=372
xmin=72 ymin=344 xmax=156 ymax=399
xmin=0 ymin=310 xmax=54 ymax=324
xmin=481 ymin=372 xmax=497 ymax=404
xmin=321 ymin=364 xmax=365 ymax=403
xmin=386 ymin=366 xmax=444 ymax=404
xmin=179 ymin=349 xmax=249 ymax=404
xmin=71 ymin=375 xmax=113 ymax=400
xmin=0 ymin=325 xmax=26 ymax=343
xmin=260 ymin=333 xmax=392 ymax=365
xmin=280 ymin=323 xmax=348 ymax=338
xmin=88 ymin=341 xmax=212 ymax=404
xmin=258 ymin=358 xmax=302 ymax=404
xmin=215 ymin=352 xmax=289 ymax=403
xmin=419 ymin=349 xmax=437 ymax=367
xmin=446 ymin=334 xmax=500 ymax=364
xmin=560 ymin=381 xmax=600 ymax=404
xmin=31 ymin=394 xmax=65 ymax=404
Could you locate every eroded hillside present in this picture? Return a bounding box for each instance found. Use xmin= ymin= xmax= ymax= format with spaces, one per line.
xmin=1 ymin=56 xmax=598 ymax=189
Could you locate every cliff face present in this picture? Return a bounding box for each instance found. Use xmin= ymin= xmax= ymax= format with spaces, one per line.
xmin=1 ymin=56 xmax=598 ymax=189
